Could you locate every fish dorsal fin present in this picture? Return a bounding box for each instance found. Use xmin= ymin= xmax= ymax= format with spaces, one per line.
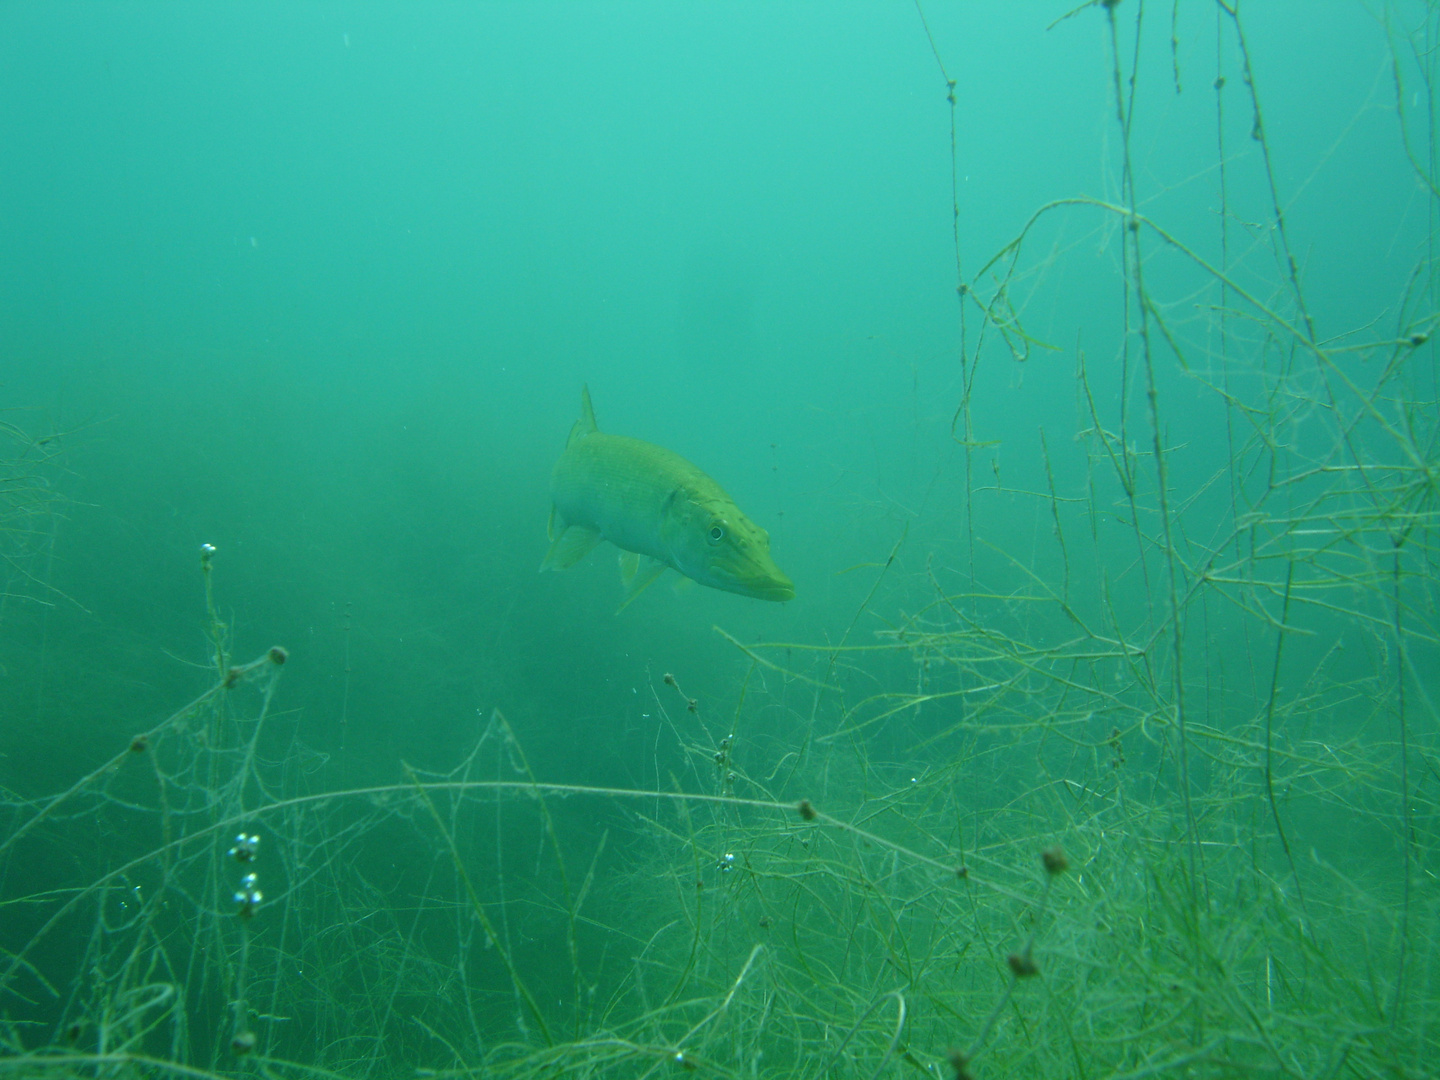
xmin=566 ymin=384 xmax=600 ymax=449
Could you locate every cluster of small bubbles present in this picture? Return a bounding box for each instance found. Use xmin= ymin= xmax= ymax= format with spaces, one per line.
xmin=714 ymin=735 xmax=736 ymax=790
xmin=716 ymin=852 xmax=735 ymax=873
xmin=235 ymin=873 xmax=262 ymax=918
xmin=229 ymin=833 xmax=260 ymax=862
xmin=230 ymin=833 xmax=262 ymax=917
xmin=201 ymin=543 xmax=217 ymax=563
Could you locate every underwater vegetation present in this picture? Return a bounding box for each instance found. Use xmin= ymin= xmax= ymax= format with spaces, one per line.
xmin=3 ymin=3 xmax=1439 ymax=1080
xmin=0 ymin=416 xmax=67 ymax=615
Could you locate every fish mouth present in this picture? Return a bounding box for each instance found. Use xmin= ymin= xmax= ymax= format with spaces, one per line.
xmin=744 ymin=577 xmax=795 ymax=602
xmin=717 ymin=565 xmax=794 ymax=602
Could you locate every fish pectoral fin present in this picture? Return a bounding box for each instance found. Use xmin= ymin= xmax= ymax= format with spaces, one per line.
xmin=618 ymin=551 xmax=641 ymax=589
xmin=616 ymin=554 xmax=667 ymax=612
xmin=540 ymin=525 xmax=602 ymax=571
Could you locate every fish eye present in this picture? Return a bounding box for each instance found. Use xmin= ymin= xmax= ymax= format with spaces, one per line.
xmin=708 ymin=524 xmax=725 ymax=543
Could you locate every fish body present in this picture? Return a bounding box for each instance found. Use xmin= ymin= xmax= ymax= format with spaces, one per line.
xmin=542 ymin=387 xmax=794 ymax=606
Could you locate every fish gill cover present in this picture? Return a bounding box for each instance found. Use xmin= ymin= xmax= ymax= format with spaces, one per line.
xmin=1 ymin=3 xmax=1437 ymax=1080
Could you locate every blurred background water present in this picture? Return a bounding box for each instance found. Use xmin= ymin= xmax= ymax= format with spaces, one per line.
xmin=3 ymin=2 xmax=1421 ymax=787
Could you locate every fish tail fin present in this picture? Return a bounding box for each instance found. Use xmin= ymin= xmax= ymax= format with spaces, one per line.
xmin=566 ymin=384 xmax=599 ymax=449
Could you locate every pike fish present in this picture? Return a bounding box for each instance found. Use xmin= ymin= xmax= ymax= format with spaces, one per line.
xmin=542 ymin=386 xmax=794 ymax=608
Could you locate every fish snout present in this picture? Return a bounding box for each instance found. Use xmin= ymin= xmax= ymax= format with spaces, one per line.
xmin=723 ymin=554 xmax=794 ymax=602
xmin=749 ymin=575 xmax=795 ymax=602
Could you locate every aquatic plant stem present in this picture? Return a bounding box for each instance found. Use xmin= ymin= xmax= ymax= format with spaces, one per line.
xmin=403 ymin=763 xmax=553 ymax=1047
xmin=1261 ymin=563 xmax=1309 ymax=932
xmin=1105 ymin=0 xmax=1205 ymax=923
